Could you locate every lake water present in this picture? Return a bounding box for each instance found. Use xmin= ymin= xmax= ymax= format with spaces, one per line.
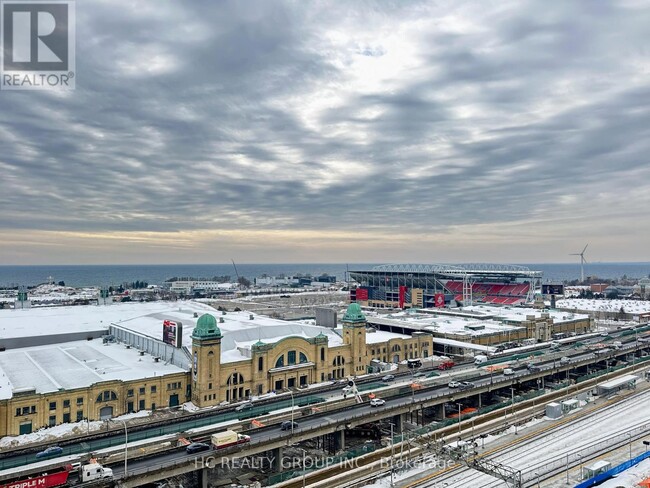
xmin=0 ymin=262 xmax=648 ymax=288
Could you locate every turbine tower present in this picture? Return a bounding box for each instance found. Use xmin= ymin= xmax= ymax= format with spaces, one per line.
xmin=570 ymin=244 xmax=588 ymax=283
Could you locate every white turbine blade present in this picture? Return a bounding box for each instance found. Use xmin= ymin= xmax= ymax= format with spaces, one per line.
xmin=582 ymin=244 xmax=588 ymax=254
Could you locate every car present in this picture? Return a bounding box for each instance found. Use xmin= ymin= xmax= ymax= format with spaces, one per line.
xmin=35 ymin=446 xmax=64 ymax=459
xmin=448 ymin=381 xmax=461 ymax=388
xmin=459 ymin=381 xmax=475 ymax=389
xmin=503 ymin=368 xmax=515 ymax=376
xmin=280 ymin=420 xmax=299 ymax=431
xmin=560 ymin=356 xmax=571 ymax=364
xmin=370 ymin=398 xmax=386 ymax=407
xmin=413 ymin=372 xmax=426 ymax=378
xmin=527 ymin=364 xmax=541 ymax=372
xmin=235 ymin=401 xmax=253 ymax=412
xmin=186 ymin=442 xmax=211 ymax=454
xmin=381 ymin=374 xmax=396 ymax=382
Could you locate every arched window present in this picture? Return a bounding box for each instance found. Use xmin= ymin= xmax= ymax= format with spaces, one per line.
xmin=275 ymin=355 xmax=285 ymax=368
xmin=288 ymin=350 xmax=296 ymax=365
xmin=96 ymin=390 xmax=117 ymax=402
xmin=226 ymin=373 xmax=244 ymax=385
xmin=299 ymin=352 xmax=308 ymax=363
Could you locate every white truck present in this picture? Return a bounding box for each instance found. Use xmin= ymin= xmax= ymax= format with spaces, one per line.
xmin=211 ymin=430 xmax=251 ymax=450
xmin=80 ymin=462 xmax=114 ymax=482
xmin=474 ymin=355 xmax=489 ymax=365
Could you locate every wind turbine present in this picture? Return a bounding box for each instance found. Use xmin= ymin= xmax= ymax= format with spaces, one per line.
xmin=570 ymin=244 xmax=588 ymax=283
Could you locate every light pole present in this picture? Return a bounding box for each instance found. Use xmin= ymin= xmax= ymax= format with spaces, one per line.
xmin=534 ymin=471 xmax=540 ymax=488
xmin=510 ymin=387 xmax=517 ymax=435
xmin=118 ymin=419 xmax=128 ymax=478
xmin=390 ymin=422 xmax=395 ymax=488
xmin=578 ymin=454 xmax=583 ymax=480
xmin=301 ymin=448 xmax=307 ymax=488
xmin=643 ymin=440 xmax=650 ymax=453
xmin=458 ymin=403 xmax=463 ymax=437
xmin=289 ymin=390 xmax=295 ymax=436
xmin=628 ymin=432 xmax=632 ymax=460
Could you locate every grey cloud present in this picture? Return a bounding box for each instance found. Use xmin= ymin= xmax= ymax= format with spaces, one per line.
xmin=0 ymin=0 xmax=649 ymax=252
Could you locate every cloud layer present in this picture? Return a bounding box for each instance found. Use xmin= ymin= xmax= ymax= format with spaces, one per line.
xmin=1 ymin=0 xmax=649 ymax=264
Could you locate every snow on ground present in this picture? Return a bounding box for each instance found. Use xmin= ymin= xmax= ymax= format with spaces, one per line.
xmin=0 ymin=410 xmax=152 ymax=448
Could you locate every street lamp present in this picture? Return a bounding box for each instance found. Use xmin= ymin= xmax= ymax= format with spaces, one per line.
xmin=510 ymin=387 xmax=517 ymax=435
xmin=301 ymin=448 xmax=307 ymax=488
xmin=628 ymin=432 xmax=632 ymax=460
xmin=288 ymin=390 xmax=295 ymax=436
xmin=578 ymin=454 xmax=583 ymax=480
xmin=534 ymin=471 xmax=540 ymax=488
xmin=643 ymin=440 xmax=650 ymax=453
xmin=390 ymin=422 xmax=395 ymax=488
xmin=117 ymin=419 xmax=128 ymax=478
xmin=458 ymin=403 xmax=463 ymax=437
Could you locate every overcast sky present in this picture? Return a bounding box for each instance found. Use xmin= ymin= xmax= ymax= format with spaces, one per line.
xmin=1 ymin=0 xmax=649 ymax=265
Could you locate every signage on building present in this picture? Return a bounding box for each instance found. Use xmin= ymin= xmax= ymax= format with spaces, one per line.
xmin=542 ymin=284 xmax=564 ymax=295
xmin=162 ymin=319 xmax=183 ymax=348
xmin=434 ymin=293 xmax=445 ymax=308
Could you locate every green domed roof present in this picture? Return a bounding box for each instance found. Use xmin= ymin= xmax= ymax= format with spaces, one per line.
xmin=343 ymin=303 xmax=366 ymax=323
xmin=192 ymin=313 xmax=221 ymax=339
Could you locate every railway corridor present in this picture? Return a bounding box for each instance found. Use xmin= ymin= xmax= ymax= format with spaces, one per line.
xmin=414 ymin=386 xmax=650 ymax=487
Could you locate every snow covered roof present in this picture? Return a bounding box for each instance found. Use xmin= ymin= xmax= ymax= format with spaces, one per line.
xmin=112 ymin=303 xmax=345 ymax=364
xmin=0 ymin=300 xmax=212 ymax=340
xmin=556 ymin=298 xmax=650 ymax=315
xmin=0 ymin=339 xmax=186 ymax=400
xmin=365 ymin=311 xmax=524 ymax=337
xmin=431 ymin=337 xmax=496 ymax=353
xmin=365 ymin=329 xmax=411 ymax=344
xmin=460 ymin=304 xmax=590 ymax=323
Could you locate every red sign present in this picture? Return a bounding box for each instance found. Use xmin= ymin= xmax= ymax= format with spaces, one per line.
xmin=434 ymin=293 xmax=445 ymax=308
xmin=399 ymin=286 xmax=408 ymax=308
xmin=355 ymin=288 xmax=369 ymax=301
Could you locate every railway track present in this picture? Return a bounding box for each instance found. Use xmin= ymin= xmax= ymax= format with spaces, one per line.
xmin=274 ymin=365 xmax=644 ymax=488
xmin=417 ymin=388 xmax=650 ymax=487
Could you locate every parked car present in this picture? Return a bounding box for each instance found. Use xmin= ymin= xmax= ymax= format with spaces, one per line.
xmin=235 ymin=401 xmax=254 ymax=412
xmin=35 ymin=446 xmax=63 ymax=459
xmin=186 ymin=442 xmax=211 ymax=454
xmin=381 ymin=374 xmax=396 ymax=382
xmin=280 ymin=420 xmax=299 ymax=431
xmin=459 ymin=381 xmax=475 ymax=389
xmin=448 ymin=381 xmax=461 ymax=388
xmin=370 ymin=398 xmax=386 ymax=407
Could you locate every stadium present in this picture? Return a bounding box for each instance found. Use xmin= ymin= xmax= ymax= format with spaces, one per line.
xmin=349 ymin=263 xmax=543 ymax=309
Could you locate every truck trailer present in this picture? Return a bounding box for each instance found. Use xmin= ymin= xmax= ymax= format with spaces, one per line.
xmin=211 ymin=430 xmax=251 ymax=450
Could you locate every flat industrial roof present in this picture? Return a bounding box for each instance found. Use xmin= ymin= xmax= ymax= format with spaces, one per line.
xmin=365 ymin=310 xmax=524 ymax=337
xmin=599 ymin=374 xmax=639 ymax=389
xmin=0 ymin=339 xmax=186 ymax=400
xmin=557 ymin=298 xmax=650 ymax=315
